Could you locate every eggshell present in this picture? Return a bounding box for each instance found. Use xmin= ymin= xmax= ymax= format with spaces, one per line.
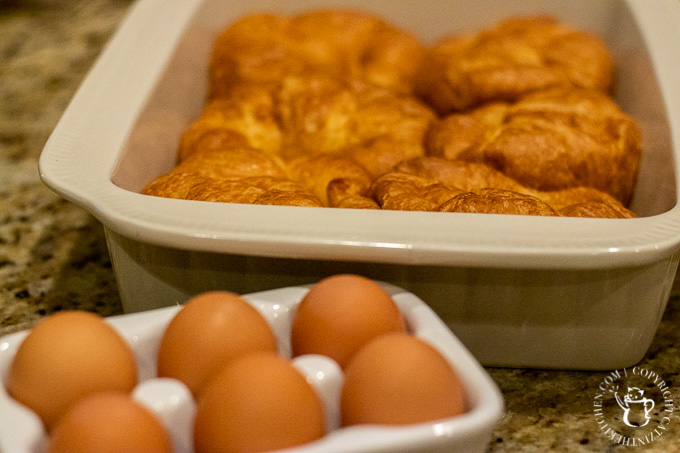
xmin=194 ymin=352 xmax=325 ymax=453
xmin=157 ymin=291 xmax=278 ymax=396
xmin=291 ymin=274 xmax=406 ymax=367
xmin=47 ymin=391 xmax=172 ymax=453
xmin=341 ymin=332 xmax=466 ymax=426
xmin=6 ymin=311 xmax=138 ymax=430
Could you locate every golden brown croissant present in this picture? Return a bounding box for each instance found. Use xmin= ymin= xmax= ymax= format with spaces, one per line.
xmin=164 ymin=73 xmax=434 ymax=208
xmin=415 ymin=15 xmax=613 ymax=114
xmin=371 ymin=157 xmax=635 ymax=218
xmin=142 ymin=172 xmax=323 ymax=207
xmin=209 ymin=9 xmax=424 ymax=99
xmin=426 ymin=88 xmax=641 ymax=204
xmin=177 ymin=73 xmax=434 ymax=169
xmin=142 ymin=146 xmax=322 ymax=207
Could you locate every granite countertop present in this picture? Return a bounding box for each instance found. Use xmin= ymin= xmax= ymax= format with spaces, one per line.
xmin=1 ymin=1 xmax=679 ymax=452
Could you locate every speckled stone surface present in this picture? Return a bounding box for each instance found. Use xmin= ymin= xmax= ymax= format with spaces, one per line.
xmin=0 ymin=2 xmax=678 ymax=451
xmin=0 ymin=1 xmax=129 ymax=335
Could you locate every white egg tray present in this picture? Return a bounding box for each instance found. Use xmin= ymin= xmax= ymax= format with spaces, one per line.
xmin=38 ymin=0 xmax=680 ymax=370
xmin=0 ymin=284 xmax=503 ymax=453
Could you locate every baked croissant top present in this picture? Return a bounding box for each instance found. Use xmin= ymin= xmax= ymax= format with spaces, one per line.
xmin=415 ymin=15 xmax=614 ymax=114
xmin=209 ymin=9 xmax=425 ymax=99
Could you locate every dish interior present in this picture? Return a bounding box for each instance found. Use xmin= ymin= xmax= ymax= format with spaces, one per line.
xmin=110 ymin=0 xmax=676 ymax=218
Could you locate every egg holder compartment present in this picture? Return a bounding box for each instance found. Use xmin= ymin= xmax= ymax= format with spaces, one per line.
xmin=0 ymin=284 xmax=504 ymax=453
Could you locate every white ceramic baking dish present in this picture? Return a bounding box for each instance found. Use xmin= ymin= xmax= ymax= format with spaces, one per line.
xmin=0 ymin=284 xmax=504 ymax=453
xmin=39 ymin=0 xmax=680 ymax=369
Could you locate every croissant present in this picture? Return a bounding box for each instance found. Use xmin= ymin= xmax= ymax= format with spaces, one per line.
xmin=142 ymin=146 xmax=322 ymax=207
xmin=371 ymin=157 xmax=635 ymax=218
xmin=177 ymin=73 xmax=434 ymax=163
xmin=415 ymin=15 xmax=613 ymax=114
xmin=426 ymin=88 xmax=641 ymax=204
xmin=159 ymin=73 xmax=434 ymax=208
xmin=209 ymin=9 xmax=425 ymax=99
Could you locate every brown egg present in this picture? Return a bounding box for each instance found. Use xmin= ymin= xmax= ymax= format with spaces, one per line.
xmin=157 ymin=291 xmax=278 ymax=396
xmin=194 ymin=353 xmax=325 ymax=453
xmin=47 ymin=391 xmax=172 ymax=453
xmin=291 ymin=274 xmax=406 ymax=368
xmin=6 ymin=311 xmax=138 ymax=430
xmin=341 ymin=332 xmax=466 ymax=426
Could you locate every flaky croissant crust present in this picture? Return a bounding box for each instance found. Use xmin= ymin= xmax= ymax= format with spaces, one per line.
xmin=209 ymin=9 xmax=425 ymax=99
xmin=369 ymin=157 xmax=635 ymax=218
xmin=426 ymin=88 xmax=642 ymax=205
xmin=414 ymin=15 xmax=614 ymax=114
